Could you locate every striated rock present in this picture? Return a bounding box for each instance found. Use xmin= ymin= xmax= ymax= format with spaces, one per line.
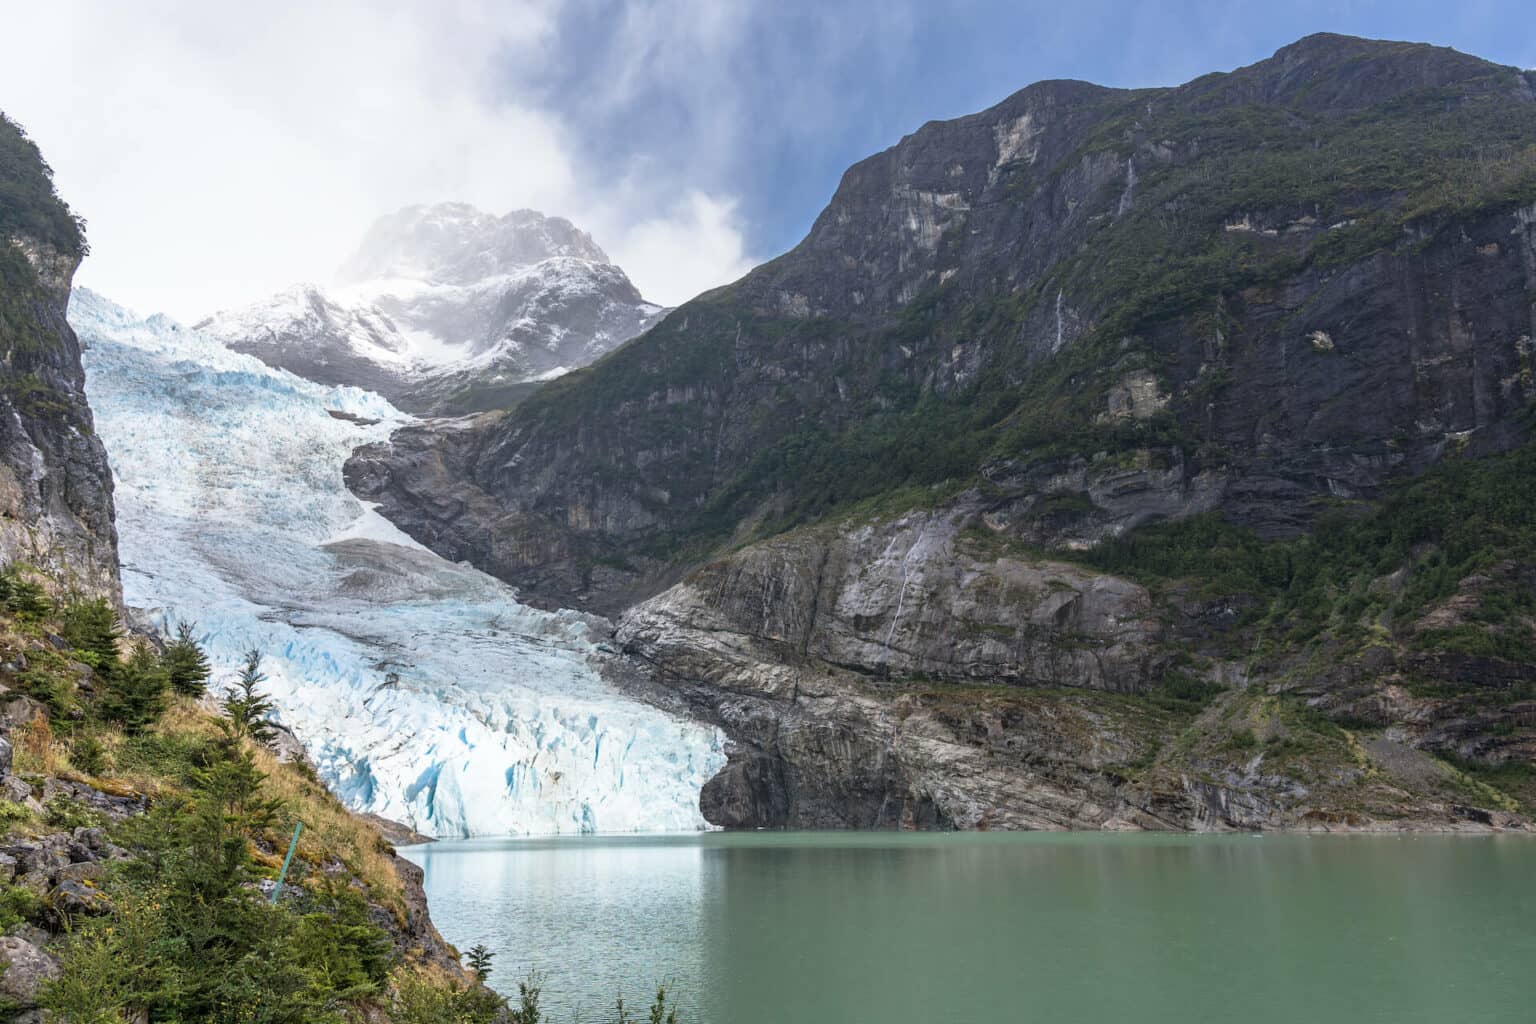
xmin=622 ymin=505 xmax=1164 ymax=692
xmin=612 ymin=514 xmax=1181 ymax=829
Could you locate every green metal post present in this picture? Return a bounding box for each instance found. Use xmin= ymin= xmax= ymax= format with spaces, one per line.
xmin=270 ymin=821 xmax=303 ymax=904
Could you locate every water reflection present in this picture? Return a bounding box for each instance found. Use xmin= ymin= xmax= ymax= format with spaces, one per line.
xmin=404 ymin=834 xmax=1536 ymax=1024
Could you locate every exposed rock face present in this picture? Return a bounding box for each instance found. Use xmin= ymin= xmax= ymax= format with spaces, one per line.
xmin=622 ymin=507 xmax=1164 ymax=692
xmin=613 ymin=508 xmax=1174 ymax=829
xmin=353 ymin=35 xmax=1536 ymax=610
xmin=0 ymin=115 xmax=119 ymax=601
xmin=199 ymin=204 xmax=665 ymax=414
xmin=614 ymin=508 xmax=1532 ymax=831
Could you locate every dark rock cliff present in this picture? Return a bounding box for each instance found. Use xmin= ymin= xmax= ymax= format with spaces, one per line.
xmin=353 ymin=36 xmax=1536 ymax=830
xmin=353 ymin=35 xmax=1536 ymax=613
xmin=0 ymin=114 xmax=118 ymax=601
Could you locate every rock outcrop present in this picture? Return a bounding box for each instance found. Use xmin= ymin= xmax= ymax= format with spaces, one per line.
xmin=613 ymin=506 xmax=1531 ymax=831
xmin=0 ymin=114 xmax=119 ymax=601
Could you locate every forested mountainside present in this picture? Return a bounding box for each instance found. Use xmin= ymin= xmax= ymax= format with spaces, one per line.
xmin=355 ymin=34 xmax=1536 ymax=831
xmin=0 ymin=115 xmax=117 ymax=601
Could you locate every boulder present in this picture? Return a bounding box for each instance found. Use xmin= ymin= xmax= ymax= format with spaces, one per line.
xmin=54 ymin=861 xmax=103 ymax=885
xmin=47 ymin=878 xmax=108 ymax=917
xmin=0 ymin=936 xmax=59 ymax=1009
xmin=0 ymin=694 xmax=46 ymax=731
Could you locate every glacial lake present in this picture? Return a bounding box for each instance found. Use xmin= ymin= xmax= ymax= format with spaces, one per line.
xmin=401 ymin=831 xmax=1536 ymax=1023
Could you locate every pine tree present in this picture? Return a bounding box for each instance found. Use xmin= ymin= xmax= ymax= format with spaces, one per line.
xmin=0 ymin=567 xmax=51 ymax=620
xmin=466 ymin=943 xmax=494 ymax=983
xmin=61 ymin=597 xmax=120 ymax=674
xmin=163 ymin=621 xmax=212 ymax=697
xmin=221 ymin=648 xmax=277 ymax=747
xmin=100 ymin=642 xmax=170 ymax=733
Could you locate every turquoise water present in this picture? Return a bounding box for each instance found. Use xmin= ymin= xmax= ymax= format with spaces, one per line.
xmin=401 ymin=832 xmax=1536 ymax=1023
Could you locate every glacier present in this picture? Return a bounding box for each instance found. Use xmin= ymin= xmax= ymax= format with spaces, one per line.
xmin=70 ymin=288 xmax=724 ymax=837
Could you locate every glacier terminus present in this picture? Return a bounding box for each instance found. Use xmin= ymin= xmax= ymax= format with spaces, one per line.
xmin=70 ymin=287 xmax=724 ymax=838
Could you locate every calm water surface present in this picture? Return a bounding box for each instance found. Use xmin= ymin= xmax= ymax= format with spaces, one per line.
xmin=400 ymin=832 xmax=1536 ymax=1023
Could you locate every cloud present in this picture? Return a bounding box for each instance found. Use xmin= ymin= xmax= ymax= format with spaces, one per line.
xmin=0 ymin=0 xmax=755 ymax=318
xmin=599 ymin=192 xmax=753 ymax=305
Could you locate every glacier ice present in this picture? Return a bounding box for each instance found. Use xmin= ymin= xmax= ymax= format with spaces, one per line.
xmin=70 ymin=288 xmax=723 ymax=837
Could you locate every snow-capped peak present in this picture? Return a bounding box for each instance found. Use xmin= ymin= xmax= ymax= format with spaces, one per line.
xmin=336 ymin=203 xmax=610 ymax=287
xmin=195 ymin=205 xmax=666 ymax=413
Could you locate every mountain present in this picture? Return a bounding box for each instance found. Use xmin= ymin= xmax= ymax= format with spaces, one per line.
xmin=352 ymin=35 xmax=1536 ymax=830
xmin=0 ymin=113 xmax=118 ymax=600
xmin=198 ymin=203 xmax=665 ymax=414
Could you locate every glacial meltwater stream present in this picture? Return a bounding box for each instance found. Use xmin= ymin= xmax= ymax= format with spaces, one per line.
xmin=404 ymin=832 xmax=1536 ymax=1024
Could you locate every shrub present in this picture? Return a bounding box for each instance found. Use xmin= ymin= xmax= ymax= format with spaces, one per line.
xmin=0 ymin=566 xmax=51 ymax=620
xmin=388 ymin=967 xmax=508 ymax=1024
xmin=68 ymin=731 xmax=108 ymax=775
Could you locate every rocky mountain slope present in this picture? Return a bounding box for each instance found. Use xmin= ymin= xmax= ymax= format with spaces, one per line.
xmin=0 ymin=115 xmax=118 ymax=601
xmin=355 ymin=35 xmax=1536 ymax=831
xmin=199 ymin=203 xmax=664 ymax=414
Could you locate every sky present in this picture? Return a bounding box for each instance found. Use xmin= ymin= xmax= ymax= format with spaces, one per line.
xmin=1 ymin=0 xmax=1533 ymax=322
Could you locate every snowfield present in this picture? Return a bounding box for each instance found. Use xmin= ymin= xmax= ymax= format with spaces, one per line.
xmin=72 ymin=288 xmax=723 ymax=837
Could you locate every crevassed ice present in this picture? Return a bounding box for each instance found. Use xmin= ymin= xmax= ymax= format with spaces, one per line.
xmin=70 ymin=288 xmax=723 ymax=837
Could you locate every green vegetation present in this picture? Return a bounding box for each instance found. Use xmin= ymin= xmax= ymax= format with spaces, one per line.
xmin=222 ymin=648 xmax=279 ymax=747
xmin=1075 ymin=441 xmax=1536 ymax=647
xmin=0 ymin=579 xmax=695 ymax=1021
xmin=0 ymin=112 xmax=87 ymax=364
xmin=163 ymin=621 xmax=213 ymax=697
xmin=0 ymin=113 xmax=85 ymax=259
xmin=0 ymin=584 xmax=514 ymax=1022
